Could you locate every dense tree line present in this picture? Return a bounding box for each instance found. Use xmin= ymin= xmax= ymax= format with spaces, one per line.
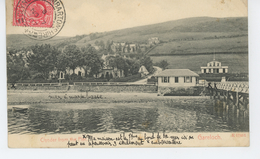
xmin=7 ymin=49 xmax=30 ymax=84
xmin=7 ymin=43 xmax=155 ymax=84
xmin=7 ymin=44 xmax=104 ymax=83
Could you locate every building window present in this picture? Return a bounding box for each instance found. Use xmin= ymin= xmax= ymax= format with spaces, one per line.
xmin=217 ymin=63 xmax=219 ymax=66
xmin=184 ymin=76 xmax=192 ymax=83
xmin=60 ymin=72 xmax=63 ymax=79
xmin=223 ymin=69 xmax=226 ymax=73
xmin=175 ymin=77 xmax=178 ymax=83
xmin=204 ymin=69 xmax=206 ymax=73
xmin=217 ymin=69 xmax=219 ymax=73
xmin=162 ymin=77 xmax=170 ymax=83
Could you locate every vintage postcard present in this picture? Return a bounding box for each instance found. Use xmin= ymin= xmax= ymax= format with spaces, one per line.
xmin=6 ymin=0 xmax=249 ymax=148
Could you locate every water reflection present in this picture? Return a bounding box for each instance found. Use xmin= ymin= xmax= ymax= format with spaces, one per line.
xmin=213 ymin=98 xmax=249 ymax=132
xmin=8 ymin=97 xmax=249 ymax=134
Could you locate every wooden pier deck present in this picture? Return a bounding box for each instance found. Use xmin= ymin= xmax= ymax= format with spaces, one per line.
xmin=213 ymin=82 xmax=249 ymax=94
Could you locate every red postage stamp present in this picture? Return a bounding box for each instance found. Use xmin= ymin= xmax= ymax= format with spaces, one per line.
xmin=13 ymin=0 xmax=54 ymax=28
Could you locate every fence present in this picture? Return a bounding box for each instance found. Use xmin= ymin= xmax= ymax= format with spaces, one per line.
xmin=73 ymin=82 xmax=156 ymax=86
xmin=8 ymin=82 xmax=157 ymax=93
xmin=14 ymin=83 xmax=69 ymax=86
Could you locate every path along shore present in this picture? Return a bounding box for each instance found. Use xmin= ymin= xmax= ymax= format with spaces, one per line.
xmin=7 ymin=90 xmax=209 ymax=105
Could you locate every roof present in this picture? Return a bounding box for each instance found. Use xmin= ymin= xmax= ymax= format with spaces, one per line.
xmin=155 ymin=69 xmax=199 ymax=77
xmin=138 ymin=66 xmax=149 ymax=74
xmin=208 ymin=60 xmax=221 ymax=63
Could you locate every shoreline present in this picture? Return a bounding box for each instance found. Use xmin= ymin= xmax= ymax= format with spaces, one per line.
xmin=7 ymin=91 xmax=209 ymax=105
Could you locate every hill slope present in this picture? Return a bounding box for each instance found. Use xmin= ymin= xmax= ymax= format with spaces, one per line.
xmin=7 ymin=16 xmax=248 ymax=54
xmin=75 ymin=17 xmax=247 ymax=45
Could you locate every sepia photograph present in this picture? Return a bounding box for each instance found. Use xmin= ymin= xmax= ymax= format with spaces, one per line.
xmin=6 ymin=0 xmax=250 ymax=148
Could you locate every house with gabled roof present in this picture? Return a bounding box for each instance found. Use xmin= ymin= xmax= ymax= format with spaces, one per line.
xmin=155 ymin=69 xmax=199 ymax=87
xmin=138 ymin=65 xmax=149 ymax=77
xmin=155 ymin=69 xmax=200 ymax=96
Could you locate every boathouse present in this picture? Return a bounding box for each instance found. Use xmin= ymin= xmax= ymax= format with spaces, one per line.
xmin=155 ymin=69 xmax=199 ymax=87
xmin=155 ymin=69 xmax=200 ymax=96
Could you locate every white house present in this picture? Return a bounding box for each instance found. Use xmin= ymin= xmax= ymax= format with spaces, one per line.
xmin=138 ymin=65 xmax=149 ymax=77
xmin=155 ymin=69 xmax=199 ymax=87
xmin=96 ymin=54 xmax=124 ymax=78
xmin=200 ymin=60 xmax=228 ymax=74
xmin=148 ymin=37 xmax=160 ymax=45
xmin=111 ymin=42 xmax=140 ymax=53
xmin=50 ymin=67 xmax=86 ymax=80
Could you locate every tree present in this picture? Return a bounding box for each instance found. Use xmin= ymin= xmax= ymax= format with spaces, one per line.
xmin=118 ymin=43 xmax=122 ymax=52
xmin=127 ymin=59 xmax=141 ymax=75
xmin=155 ymin=60 xmax=170 ymax=70
xmin=56 ymin=54 xmax=67 ymax=73
xmin=58 ymin=45 xmax=82 ymax=74
xmin=159 ymin=60 xmax=169 ymax=70
xmin=7 ymin=49 xmax=30 ymax=84
xmin=140 ymin=56 xmax=154 ymax=74
xmin=89 ymin=54 xmax=104 ymax=77
xmin=106 ymin=40 xmax=112 ymax=52
xmin=99 ymin=40 xmax=105 ymax=50
xmin=81 ymin=46 xmax=103 ymax=77
xmin=27 ymin=44 xmax=60 ymax=79
xmin=108 ymin=56 xmax=130 ymax=77
xmin=94 ymin=40 xmax=99 ymax=46
xmin=105 ymin=72 xmax=110 ymax=81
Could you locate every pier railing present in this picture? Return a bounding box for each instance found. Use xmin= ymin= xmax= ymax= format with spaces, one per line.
xmin=209 ymin=82 xmax=249 ymax=94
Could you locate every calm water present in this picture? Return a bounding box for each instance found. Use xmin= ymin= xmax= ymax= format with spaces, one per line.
xmin=8 ymin=97 xmax=249 ymax=134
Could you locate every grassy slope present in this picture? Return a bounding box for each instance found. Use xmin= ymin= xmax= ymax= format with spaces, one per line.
xmin=6 ymin=34 xmax=71 ymax=49
xmin=74 ymin=17 xmax=248 ymax=52
xmin=7 ymin=17 xmax=248 ymax=53
xmin=150 ymin=36 xmax=248 ymax=55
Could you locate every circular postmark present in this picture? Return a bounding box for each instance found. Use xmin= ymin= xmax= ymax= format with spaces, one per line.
xmin=13 ymin=0 xmax=66 ymax=40
xmin=24 ymin=1 xmax=54 ymax=27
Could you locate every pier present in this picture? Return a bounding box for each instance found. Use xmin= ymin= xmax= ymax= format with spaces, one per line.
xmin=207 ymin=82 xmax=249 ymax=125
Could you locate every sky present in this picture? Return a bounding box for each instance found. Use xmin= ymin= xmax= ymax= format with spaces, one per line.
xmin=6 ymin=0 xmax=248 ymax=36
